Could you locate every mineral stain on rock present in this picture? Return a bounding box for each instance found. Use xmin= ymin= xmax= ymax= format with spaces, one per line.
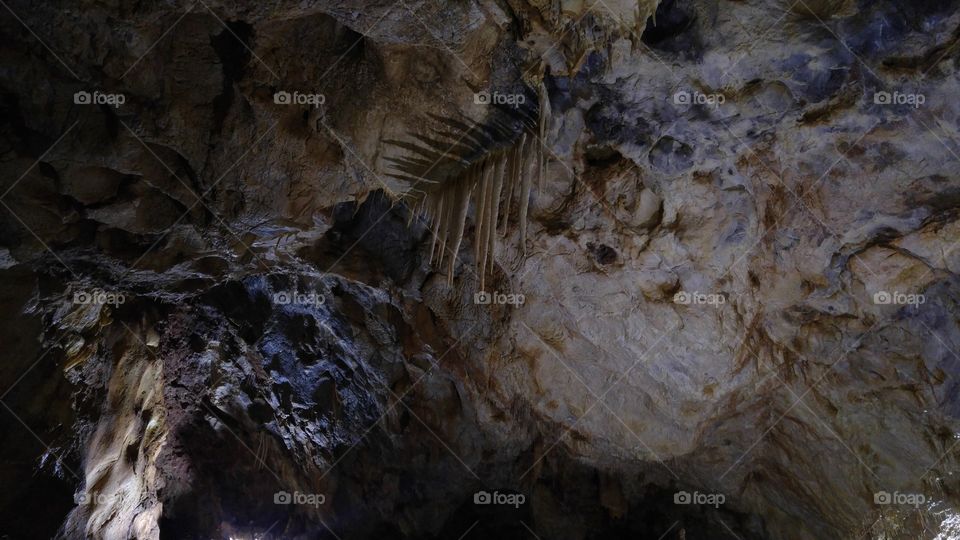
xmin=1 ymin=1 xmax=960 ymax=539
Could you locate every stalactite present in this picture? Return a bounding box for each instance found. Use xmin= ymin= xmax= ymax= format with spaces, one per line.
xmin=437 ymin=188 xmax=454 ymax=270
xmin=518 ymin=138 xmax=534 ymax=257
xmin=386 ymin=81 xmax=550 ymax=288
xmin=485 ymin=153 xmax=506 ymax=282
xmin=447 ymin=177 xmax=472 ymax=285
xmin=474 ymin=159 xmax=491 ymax=265
xmin=502 ymin=135 xmax=524 ymax=236
xmin=429 ymin=192 xmax=444 ymax=265
xmin=479 ymin=158 xmax=497 ymax=288
xmin=537 ymin=79 xmax=550 ymax=194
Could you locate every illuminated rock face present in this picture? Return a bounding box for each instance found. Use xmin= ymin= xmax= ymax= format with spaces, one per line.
xmin=1 ymin=1 xmax=960 ymax=539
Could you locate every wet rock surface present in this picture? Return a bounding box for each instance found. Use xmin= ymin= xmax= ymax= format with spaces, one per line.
xmin=1 ymin=0 xmax=960 ymax=539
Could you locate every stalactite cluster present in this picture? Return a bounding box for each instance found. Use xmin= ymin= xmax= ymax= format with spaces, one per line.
xmin=385 ymin=82 xmax=551 ymax=289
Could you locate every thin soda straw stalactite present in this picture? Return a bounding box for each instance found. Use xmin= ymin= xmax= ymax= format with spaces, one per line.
xmin=485 ymin=153 xmax=507 ymax=287
xmin=474 ymin=158 xmax=491 ymax=266
xmin=429 ymin=192 xmax=444 ymax=265
xmin=501 ymin=135 xmax=521 ymax=237
xmin=446 ymin=174 xmax=473 ymax=286
xmin=537 ymin=79 xmax=550 ymax=195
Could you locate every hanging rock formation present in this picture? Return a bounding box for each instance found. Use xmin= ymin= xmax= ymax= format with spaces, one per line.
xmin=1 ymin=0 xmax=960 ymax=539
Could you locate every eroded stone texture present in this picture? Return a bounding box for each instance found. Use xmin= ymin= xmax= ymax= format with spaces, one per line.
xmin=1 ymin=0 xmax=960 ymax=539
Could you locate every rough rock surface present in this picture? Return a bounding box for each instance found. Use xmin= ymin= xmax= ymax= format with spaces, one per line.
xmin=1 ymin=0 xmax=960 ymax=539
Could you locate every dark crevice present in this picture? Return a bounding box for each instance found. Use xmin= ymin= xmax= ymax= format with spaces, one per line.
xmin=209 ymin=21 xmax=253 ymax=136
xmin=640 ymin=0 xmax=702 ymax=58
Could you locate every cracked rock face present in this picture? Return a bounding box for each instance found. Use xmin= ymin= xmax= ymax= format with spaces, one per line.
xmin=2 ymin=0 xmax=960 ymax=539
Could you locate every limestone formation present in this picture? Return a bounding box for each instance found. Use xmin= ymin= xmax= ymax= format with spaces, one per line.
xmin=1 ymin=0 xmax=960 ymax=539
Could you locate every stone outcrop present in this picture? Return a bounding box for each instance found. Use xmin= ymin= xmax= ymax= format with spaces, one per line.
xmin=1 ymin=0 xmax=960 ymax=538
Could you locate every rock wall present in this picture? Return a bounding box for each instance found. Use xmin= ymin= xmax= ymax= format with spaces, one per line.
xmin=1 ymin=0 xmax=960 ymax=538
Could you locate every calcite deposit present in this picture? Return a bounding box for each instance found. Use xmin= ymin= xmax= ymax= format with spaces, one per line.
xmin=1 ymin=0 xmax=959 ymax=538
